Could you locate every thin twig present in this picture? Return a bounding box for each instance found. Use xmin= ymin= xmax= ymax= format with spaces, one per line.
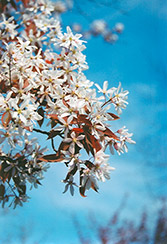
xmin=51 ymin=138 xmax=57 ymax=153
xmin=8 ymin=53 xmax=12 ymax=87
xmin=6 ymin=181 xmax=17 ymax=198
xmin=33 ymin=128 xmax=49 ymax=136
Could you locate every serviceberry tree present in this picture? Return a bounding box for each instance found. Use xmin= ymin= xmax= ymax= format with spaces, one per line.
xmin=0 ymin=0 xmax=135 ymax=208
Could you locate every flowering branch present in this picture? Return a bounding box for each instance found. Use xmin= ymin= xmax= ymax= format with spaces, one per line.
xmin=0 ymin=0 xmax=135 ymax=208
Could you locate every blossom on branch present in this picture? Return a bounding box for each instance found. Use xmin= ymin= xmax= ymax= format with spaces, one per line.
xmin=0 ymin=0 xmax=135 ymax=208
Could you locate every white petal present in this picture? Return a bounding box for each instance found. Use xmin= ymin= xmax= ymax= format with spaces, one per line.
xmin=103 ymin=80 xmax=108 ymax=91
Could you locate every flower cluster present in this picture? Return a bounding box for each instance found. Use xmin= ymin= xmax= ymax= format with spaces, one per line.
xmin=72 ymin=19 xmax=124 ymax=44
xmin=90 ymin=20 xmax=124 ymax=43
xmin=0 ymin=0 xmax=135 ymax=208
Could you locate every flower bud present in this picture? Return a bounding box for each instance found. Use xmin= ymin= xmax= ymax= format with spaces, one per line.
xmin=115 ymin=23 xmax=124 ymax=33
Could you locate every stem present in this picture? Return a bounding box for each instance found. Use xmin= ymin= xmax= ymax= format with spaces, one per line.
xmin=51 ymin=138 xmax=57 ymax=153
xmin=8 ymin=53 xmax=12 ymax=87
xmin=6 ymin=181 xmax=17 ymax=198
xmin=33 ymin=128 xmax=58 ymax=152
xmin=101 ymin=97 xmax=114 ymax=108
xmin=33 ymin=128 xmax=49 ymax=136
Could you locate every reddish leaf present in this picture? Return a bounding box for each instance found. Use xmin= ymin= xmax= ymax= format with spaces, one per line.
xmin=2 ymin=174 xmax=9 ymax=183
xmin=82 ymin=136 xmax=91 ymax=155
xmin=91 ymin=182 xmax=98 ymax=192
xmin=83 ymin=105 xmax=90 ymax=114
xmin=48 ymin=114 xmax=59 ymax=121
xmin=45 ymin=59 xmax=54 ymax=64
xmin=57 ymin=141 xmax=69 ymax=153
xmin=78 ymin=114 xmax=92 ymax=126
xmin=85 ymin=160 xmax=95 ymax=170
xmin=64 ymin=165 xmax=78 ymax=181
xmin=78 ymin=114 xmax=87 ymax=120
xmin=36 ymin=179 xmax=42 ymax=185
xmin=24 ymin=126 xmax=32 ymax=132
xmin=82 ymin=128 xmax=95 ymax=156
xmin=89 ymin=134 xmax=102 ymax=152
xmin=79 ymin=186 xmax=87 ymax=198
xmin=104 ymin=127 xmax=119 ymax=140
xmin=13 ymin=153 xmax=22 ymax=158
xmin=23 ymin=79 xmax=29 ymax=89
xmin=21 ymin=0 xmax=30 ymax=7
xmin=62 ymin=99 xmax=68 ymax=107
xmin=79 ymin=169 xmax=87 ymax=197
xmin=1 ymin=111 xmax=12 ymax=127
xmin=25 ymin=20 xmax=36 ymax=36
xmin=0 ymin=164 xmax=10 ymax=183
xmin=72 ymin=128 xmax=84 ymax=133
xmin=0 ymin=184 xmax=5 ymax=197
xmin=83 ymin=133 xmax=94 ymax=156
xmin=108 ymin=113 xmax=120 ymax=120
xmin=0 ymin=80 xmax=8 ymax=93
xmin=39 ymin=154 xmax=63 ymax=162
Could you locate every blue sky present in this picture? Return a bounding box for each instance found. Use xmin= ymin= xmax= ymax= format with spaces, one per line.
xmin=0 ymin=0 xmax=167 ymax=243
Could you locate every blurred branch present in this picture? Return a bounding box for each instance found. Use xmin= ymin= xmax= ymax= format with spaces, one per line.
xmin=74 ymin=198 xmax=167 ymax=244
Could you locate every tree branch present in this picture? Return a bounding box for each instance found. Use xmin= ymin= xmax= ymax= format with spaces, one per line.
xmin=33 ymin=128 xmax=49 ymax=136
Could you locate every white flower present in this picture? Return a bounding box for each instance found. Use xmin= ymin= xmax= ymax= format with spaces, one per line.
xmin=0 ymin=124 xmax=22 ymax=148
xmin=81 ymin=169 xmax=99 ymax=191
xmin=39 ymin=0 xmax=55 ymax=14
xmin=95 ymin=81 xmax=116 ymax=98
xmin=54 ymin=26 xmax=85 ymax=49
xmin=0 ymin=14 xmax=18 ymax=39
xmin=91 ymin=19 xmax=107 ymax=34
xmin=9 ymin=98 xmax=29 ymax=124
xmin=115 ymin=23 xmax=124 ymax=33
xmin=54 ymin=1 xmax=67 ymax=13
xmin=117 ymin=126 xmax=136 ymax=153
xmin=112 ymin=82 xmax=129 ymax=114
xmin=94 ymin=162 xmax=115 ymax=182
xmin=64 ymin=131 xmax=85 ymax=152
xmin=0 ymin=2 xmax=135 ymax=202
xmin=94 ymin=150 xmax=110 ymax=164
xmin=56 ymin=115 xmax=74 ymax=135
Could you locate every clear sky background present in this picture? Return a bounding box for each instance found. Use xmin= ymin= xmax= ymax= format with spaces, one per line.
xmin=0 ymin=0 xmax=167 ymax=243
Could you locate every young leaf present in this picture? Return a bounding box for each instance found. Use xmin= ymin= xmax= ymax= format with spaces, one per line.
xmin=91 ymin=182 xmax=99 ymax=193
xmin=108 ymin=113 xmax=120 ymax=120
xmin=79 ymin=169 xmax=87 ymax=197
xmin=79 ymin=185 xmax=87 ymax=198
xmin=21 ymin=0 xmax=30 ymax=8
xmin=72 ymin=128 xmax=84 ymax=133
xmin=0 ymin=184 xmax=5 ymax=197
xmin=1 ymin=111 xmax=12 ymax=127
xmin=85 ymin=160 xmax=95 ymax=170
xmin=39 ymin=154 xmax=63 ymax=162
xmin=104 ymin=127 xmax=119 ymax=140
xmin=64 ymin=165 xmax=78 ymax=181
